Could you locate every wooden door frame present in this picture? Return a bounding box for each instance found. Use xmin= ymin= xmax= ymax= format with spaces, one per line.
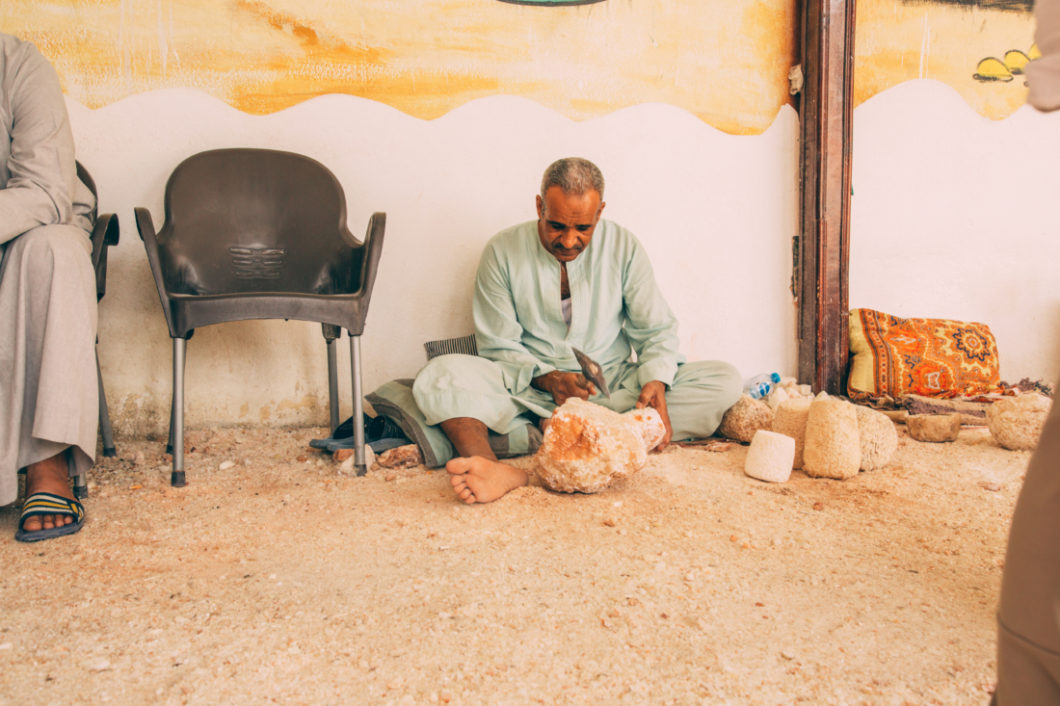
xmin=796 ymin=0 xmax=856 ymax=393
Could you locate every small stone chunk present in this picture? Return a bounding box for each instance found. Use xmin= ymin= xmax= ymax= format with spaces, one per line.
xmin=334 ymin=446 xmax=377 ymax=467
xmin=83 ymin=657 xmax=112 ymax=672
xmin=987 ymin=392 xmax=1051 ymax=450
xmin=802 ymin=396 xmax=861 ymax=480
xmin=338 ymin=445 xmax=377 ymax=473
xmin=744 ymin=430 xmax=796 ymax=483
xmin=719 ymin=394 xmax=774 ymax=443
xmin=377 ymin=444 xmax=423 ymax=468
xmin=764 ymin=385 xmax=790 ymax=409
xmin=856 ymin=405 xmax=898 ymax=471
xmin=906 ymin=413 xmax=961 ymax=443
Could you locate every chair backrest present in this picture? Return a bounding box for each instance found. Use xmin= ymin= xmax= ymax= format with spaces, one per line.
xmin=157 ymin=148 xmax=359 ymax=296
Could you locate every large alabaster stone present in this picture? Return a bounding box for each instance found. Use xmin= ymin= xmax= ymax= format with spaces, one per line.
xmin=856 ymin=405 xmax=898 ymax=471
xmin=987 ymin=393 xmax=1052 ymax=450
xmin=772 ymin=397 xmax=813 ymax=469
xmin=802 ymin=395 xmax=861 ymax=480
xmin=719 ymin=394 xmax=774 ymax=443
xmin=535 ymin=399 xmax=665 ymax=494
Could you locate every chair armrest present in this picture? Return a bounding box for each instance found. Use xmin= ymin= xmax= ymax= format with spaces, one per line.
xmin=104 ymin=212 xmax=120 ymax=247
xmin=357 ymin=211 xmax=386 ymax=302
xmin=134 ymin=207 xmax=156 ymax=242
xmin=90 ymin=213 xmax=120 ymax=301
xmin=135 ymin=206 xmax=180 ymax=337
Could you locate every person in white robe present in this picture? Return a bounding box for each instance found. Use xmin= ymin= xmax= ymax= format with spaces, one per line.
xmin=1 ymin=32 xmax=98 ymax=542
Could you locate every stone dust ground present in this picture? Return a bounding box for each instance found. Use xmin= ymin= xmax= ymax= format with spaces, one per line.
xmin=0 ymin=423 xmax=1031 ymax=705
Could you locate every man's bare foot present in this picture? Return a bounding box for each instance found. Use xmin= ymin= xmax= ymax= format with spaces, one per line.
xmin=23 ymin=453 xmax=76 ymax=532
xmin=446 ymin=456 xmax=528 ymax=504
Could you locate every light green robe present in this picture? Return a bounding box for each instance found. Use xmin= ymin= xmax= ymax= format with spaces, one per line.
xmin=0 ymin=33 xmax=97 ymax=505
xmin=413 ymin=219 xmax=741 ymax=457
xmin=473 ymin=218 xmax=683 ymax=395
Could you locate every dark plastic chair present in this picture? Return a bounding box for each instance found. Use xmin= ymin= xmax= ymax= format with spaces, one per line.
xmin=134 ymin=148 xmax=385 ymax=486
xmin=76 ymin=162 xmax=121 ymax=498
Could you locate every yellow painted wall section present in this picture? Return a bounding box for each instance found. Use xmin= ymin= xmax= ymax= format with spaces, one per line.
xmin=3 ymin=0 xmax=796 ymax=135
xmin=1 ymin=1 xmax=1043 ymax=129
xmin=855 ymin=0 xmax=1035 ymax=118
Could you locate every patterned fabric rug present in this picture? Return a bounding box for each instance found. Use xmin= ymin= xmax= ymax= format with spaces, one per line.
xmin=847 ymin=308 xmax=1011 ymax=400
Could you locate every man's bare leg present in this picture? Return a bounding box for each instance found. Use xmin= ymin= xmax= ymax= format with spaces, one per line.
xmin=440 ymin=417 xmax=528 ymax=504
xmin=22 ymin=451 xmax=76 ymax=532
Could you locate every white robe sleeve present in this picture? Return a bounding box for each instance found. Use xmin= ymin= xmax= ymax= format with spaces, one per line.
xmin=0 ymin=37 xmax=76 ymax=244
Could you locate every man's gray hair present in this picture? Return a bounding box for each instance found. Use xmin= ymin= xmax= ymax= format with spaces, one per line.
xmin=540 ymin=157 xmax=605 ymax=200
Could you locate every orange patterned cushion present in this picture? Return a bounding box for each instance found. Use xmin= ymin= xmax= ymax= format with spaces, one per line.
xmin=847 ymin=308 xmax=1005 ymax=399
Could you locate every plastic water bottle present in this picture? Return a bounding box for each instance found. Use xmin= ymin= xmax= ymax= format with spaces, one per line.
xmin=744 ymin=372 xmax=781 ymax=399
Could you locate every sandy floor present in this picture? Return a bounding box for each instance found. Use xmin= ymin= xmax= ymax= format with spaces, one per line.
xmin=0 ymin=423 xmax=1030 ymax=705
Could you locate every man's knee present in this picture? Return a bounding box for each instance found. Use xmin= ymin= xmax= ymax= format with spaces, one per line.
xmin=414 ymin=354 xmax=497 ymax=393
xmin=5 ymin=224 xmax=92 ymax=277
xmin=676 ymin=359 xmax=743 ymax=405
xmin=413 ymin=354 xmax=502 ymax=418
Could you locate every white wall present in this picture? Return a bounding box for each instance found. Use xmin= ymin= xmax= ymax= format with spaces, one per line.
xmin=850 ymin=80 xmax=1060 ymax=388
xmin=71 ymin=91 xmax=800 ymax=435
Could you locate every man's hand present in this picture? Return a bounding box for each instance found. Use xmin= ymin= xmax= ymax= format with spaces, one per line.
xmin=636 ymin=380 xmax=672 ymax=450
xmin=532 ymin=370 xmax=596 ymax=406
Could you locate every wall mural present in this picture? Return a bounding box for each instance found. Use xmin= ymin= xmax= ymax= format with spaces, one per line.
xmin=0 ymin=0 xmax=1041 ymax=134
xmin=497 ymin=0 xmax=606 ymax=4
xmin=973 ymin=45 xmax=1038 ymax=82
xmin=0 ymin=0 xmax=795 ymax=136
xmin=904 ymin=0 xmax=1031 ymax=8
xmin=855 ymin=0 xmax=1035 ymax=118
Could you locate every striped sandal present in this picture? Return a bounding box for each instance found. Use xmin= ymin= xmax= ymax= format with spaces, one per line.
xmin=14 ymin=492 xmax=86 ymax=543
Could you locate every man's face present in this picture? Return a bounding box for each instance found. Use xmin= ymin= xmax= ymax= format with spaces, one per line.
xmin=536 ymin=186 xmax=605 ymax=264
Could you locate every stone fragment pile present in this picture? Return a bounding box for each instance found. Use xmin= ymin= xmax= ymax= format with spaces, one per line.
xmin=719 ymin=376 xmax=815 ymax=443
xmin=737 ymin=392 xmax=898 ymax=483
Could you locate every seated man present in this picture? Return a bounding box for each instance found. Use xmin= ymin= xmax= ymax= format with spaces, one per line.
xmin=413 ymin=157 xmax=741 ymax=504
xmin=1 ymin=32 xmax=98 ymax=541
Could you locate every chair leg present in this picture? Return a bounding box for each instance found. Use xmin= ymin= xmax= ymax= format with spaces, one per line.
xmin=166 ymin=394 xmax=175 ymax=454
xmin=326 ymin=336 xmax=340 ymax=433
xmin=70 ymin=446 xmax=87 ymax=500
xmin=97 ymin=349 xmax=116 ymax=458
xmin=349 ymin=333 xmax=367 ymax=476
xmin=165 ymin=338 xmax=188 ymax=453
xmin=170 ymin=337 xmax=187 ymax=487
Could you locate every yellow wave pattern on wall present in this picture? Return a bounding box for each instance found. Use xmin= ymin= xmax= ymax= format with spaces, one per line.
xmin=855 ymin=0 xmax=1034 ymax=118
xmin=4 ymin=0 xmax=1036 ymax=132
xmin=3 ymin=0 xmax=795 ymax=136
